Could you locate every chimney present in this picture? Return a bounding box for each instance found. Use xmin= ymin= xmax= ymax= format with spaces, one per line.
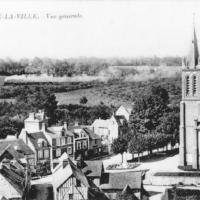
xmin=64 ymin=122 xmax=67 ymax=130
xmin=75 ymin=121 xmax=79 ymax=126
xmin=29 ymin=113 xmax=35 ymax=120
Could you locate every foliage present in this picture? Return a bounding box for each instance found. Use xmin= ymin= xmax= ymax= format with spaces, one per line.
xmin=0 ymin=57 xmax=181 ymax=76
xmin=0 ymin=117 xmax=23 ymax=139
xmin=80 ymin=96 xmax=88 ymax=105
xmin=15 ymin=86 xmax=58 ymax=124
xmin=111 ymin=137 xmax=128 ymax=163
xmin=58 ymin=104 xmax=112 ymax=125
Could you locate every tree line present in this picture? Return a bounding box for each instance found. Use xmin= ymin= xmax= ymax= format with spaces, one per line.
xmin=111 ymin=85 xmax=180 ymax=162
xmin=0 ymin=57 xmax=181 ymax=76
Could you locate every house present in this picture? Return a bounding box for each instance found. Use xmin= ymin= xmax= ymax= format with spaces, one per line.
xmin=70 ymin=126 xmax=90 ymax=159
xmin=115 ymin=105 xmax=132 ymax=122
xmin=91 ymin=114 xmax=128 ymax=153
xmin=0 ymin=159 xmax=30 ymax=200
xmin=25 ymin=132 xmax=51 ymax=175
xmin=80 ymin=160 xmax=104 ymax=187
xmin=52 ymin=154 xmax=108 ymax=200
xmin=46 ymin=123 xmax=74 ymax=168
xmin=116 ymin=184 xmax=140 ymax=200
xmin=99 ymin=171 xmax=149 ymax=200
xmin=161 ymin=187 xmax=200 ymax=200
xmin=0 ymin=139 xmax=35 ymax=170
xmin=19 ymin=111 xmax=74 ymax=171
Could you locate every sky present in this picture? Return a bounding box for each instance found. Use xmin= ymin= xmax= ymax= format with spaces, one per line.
xmin=0 ymin=0 xmax=200 ymax=59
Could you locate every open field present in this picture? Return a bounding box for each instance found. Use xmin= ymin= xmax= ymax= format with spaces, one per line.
xmin=55 ymin=88 xmax=132 ymax=107
xmin=0 ymin=76 xmax=6 ymax=86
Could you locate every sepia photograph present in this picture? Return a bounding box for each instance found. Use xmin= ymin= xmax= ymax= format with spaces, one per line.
xmin=0 ymin=0 xmax=200 ymax=199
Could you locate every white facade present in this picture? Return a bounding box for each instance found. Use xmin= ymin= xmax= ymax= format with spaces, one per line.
xmin=91 ymin=116 xmax=119 ymax=152
xmin=115 ymin=105 xmax=132 ymax=121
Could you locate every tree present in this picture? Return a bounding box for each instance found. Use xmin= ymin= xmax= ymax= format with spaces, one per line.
xmin=130 ymin=93 xmax=169 ymax=134
xmin=80 ymin=96 xmax=88 ymax=105
xmin=0 ymin=117 xmax=23 ymax=139
xmin=128 ymin=133 xmax=146 ymax=162
xmin=156 ymin=108 xmax=180 ymax=147
xmin=15 ymin=86 xmax=58 ymax=124
xmin=111 ymin=138 xmax=128 ymax=163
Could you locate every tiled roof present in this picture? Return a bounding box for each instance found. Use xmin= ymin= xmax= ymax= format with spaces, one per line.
xmin=0 ymin=139 xmax=34 ymax=157
xmin=28 ymin=132 xmax=50 ymax=149
xmin=0 ymin=162 xmax=26 ymax=197
xmin=100 ymin=171 xmax=142 ymax=190
xmin=82 ymin=161 xmax=104 ymax=177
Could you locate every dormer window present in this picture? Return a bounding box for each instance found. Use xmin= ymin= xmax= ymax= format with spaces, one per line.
xmin=193 ymin=75 xmax=197 ymax=95
xmin=38 ymin=138 xmax=47 ymax=147
xmin=186 ymin=76 xmax=190 ymax=96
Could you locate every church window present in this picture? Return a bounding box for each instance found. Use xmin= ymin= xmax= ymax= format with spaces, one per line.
xmin=186 ymin=76 xmax=190 ymax=96
xmin=193 ymin=75 xmax=197 ymax=95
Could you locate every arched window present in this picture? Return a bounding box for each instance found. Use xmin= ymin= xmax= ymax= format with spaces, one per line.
xmin=186 ymin=76 xmax=190 ymax=96
xmin=193 ymin=75 xmax=197 ymax=95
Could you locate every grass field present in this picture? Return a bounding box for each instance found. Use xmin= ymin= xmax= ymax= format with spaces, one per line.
xmin=55 ymin=87 xmax=132 ymax=107
xmin=0 ymin=76 xmax=6 ymax=86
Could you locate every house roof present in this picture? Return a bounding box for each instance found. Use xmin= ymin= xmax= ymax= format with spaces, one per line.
xmin=162 ymin=187 xmax=200 ymax=200
xmin=82 ymin=160 xmax=104 ymax=177
xmin=0 ymin=139 xmax=34 ymax=157
xmin=69 ymin=158 xmax=90 ymax=187
xmin=47 ymin=126 xmax=73 ymax=138
xmin=28 ymin=132 xmax=50 ymax=149
xmin=0 ymin=161 xmax=26 ymax=197
xmin=114 ymin=115 xmax=127 ymax=126
xmin=116 ymin=184 xmax=139 ymax=200
xmin=83 ymin=128 xmax=101 ymax=140
xmin=53 ymin=156 xmax=90 ymax=190
xmin=100 ymin=171 xmax=142 ymax=190
xmin=0 ymin=173 xmax=22 ymax=199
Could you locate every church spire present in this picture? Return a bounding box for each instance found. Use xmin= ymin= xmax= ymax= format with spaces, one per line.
xmin=186 ymin=18 xmax=199 ymax=68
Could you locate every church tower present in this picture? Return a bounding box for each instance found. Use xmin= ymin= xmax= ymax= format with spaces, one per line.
xmin=179 ymin=26 xmax=200 ymax=169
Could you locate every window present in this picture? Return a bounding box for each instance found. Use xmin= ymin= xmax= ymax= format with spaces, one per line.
xmin=56 ymin=148 xmax=61 ymax=157
xmin=52 ymin=139 xmax=56 ymax=146
xmin=44 ymin=150 xmax=49 ymax=158
xmin=77 ymin=142 xmax=81 ymax=150
xmin=61 ymin=137 xmax=65 ymax=146
xmin=38 ymin=150 xmax=43 ymax=159
xmin=76 ymin=179 xmax=81 ymax=187
xmin=56 ymin=138 xmax=60 ymax=146
xmin=42 ymin=141 xmax=47 ymax=147
xmin=69 ymin=194 xmax=73 ymax=200
xmin=67 ymin=137 xmax=72 ymax=144
xmin=193 ymin=75 xmax=197 ymax=95
xmin=82 ymin=141 xmax=87 ymax=149
xmin=67 ymin=147 xmax=72 ymax=154
xmin=186 ymin=75 xmax=190 ymax=96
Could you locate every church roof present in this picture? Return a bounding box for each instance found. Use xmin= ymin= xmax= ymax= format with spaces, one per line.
xmin=185 ymin=27 xmax=199 ymax=68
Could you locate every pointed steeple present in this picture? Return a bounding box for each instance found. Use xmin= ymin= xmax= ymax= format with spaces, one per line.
xmin=186 ymin=23 xmax=199 ymax=68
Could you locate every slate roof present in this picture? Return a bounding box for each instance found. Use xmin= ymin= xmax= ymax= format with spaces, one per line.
xmin=28 ymin=132 xmax=50 ymax=149
xmin=83 ymin=128 xmax=101 ymax=140
xmin=100 ymin=171 xmax=142 ymax=190
xmin=68 ymin=158 xmax=90 ymax=187
xmin=0 ymin=139 xmax=34 ymax=157
xmin=47 ymin=126 xmax=73 ymax=138
xmin=116 ymin=184 xmax=139 ymax=200
xmin=82 ymin=160 xmax=104 ymax=177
